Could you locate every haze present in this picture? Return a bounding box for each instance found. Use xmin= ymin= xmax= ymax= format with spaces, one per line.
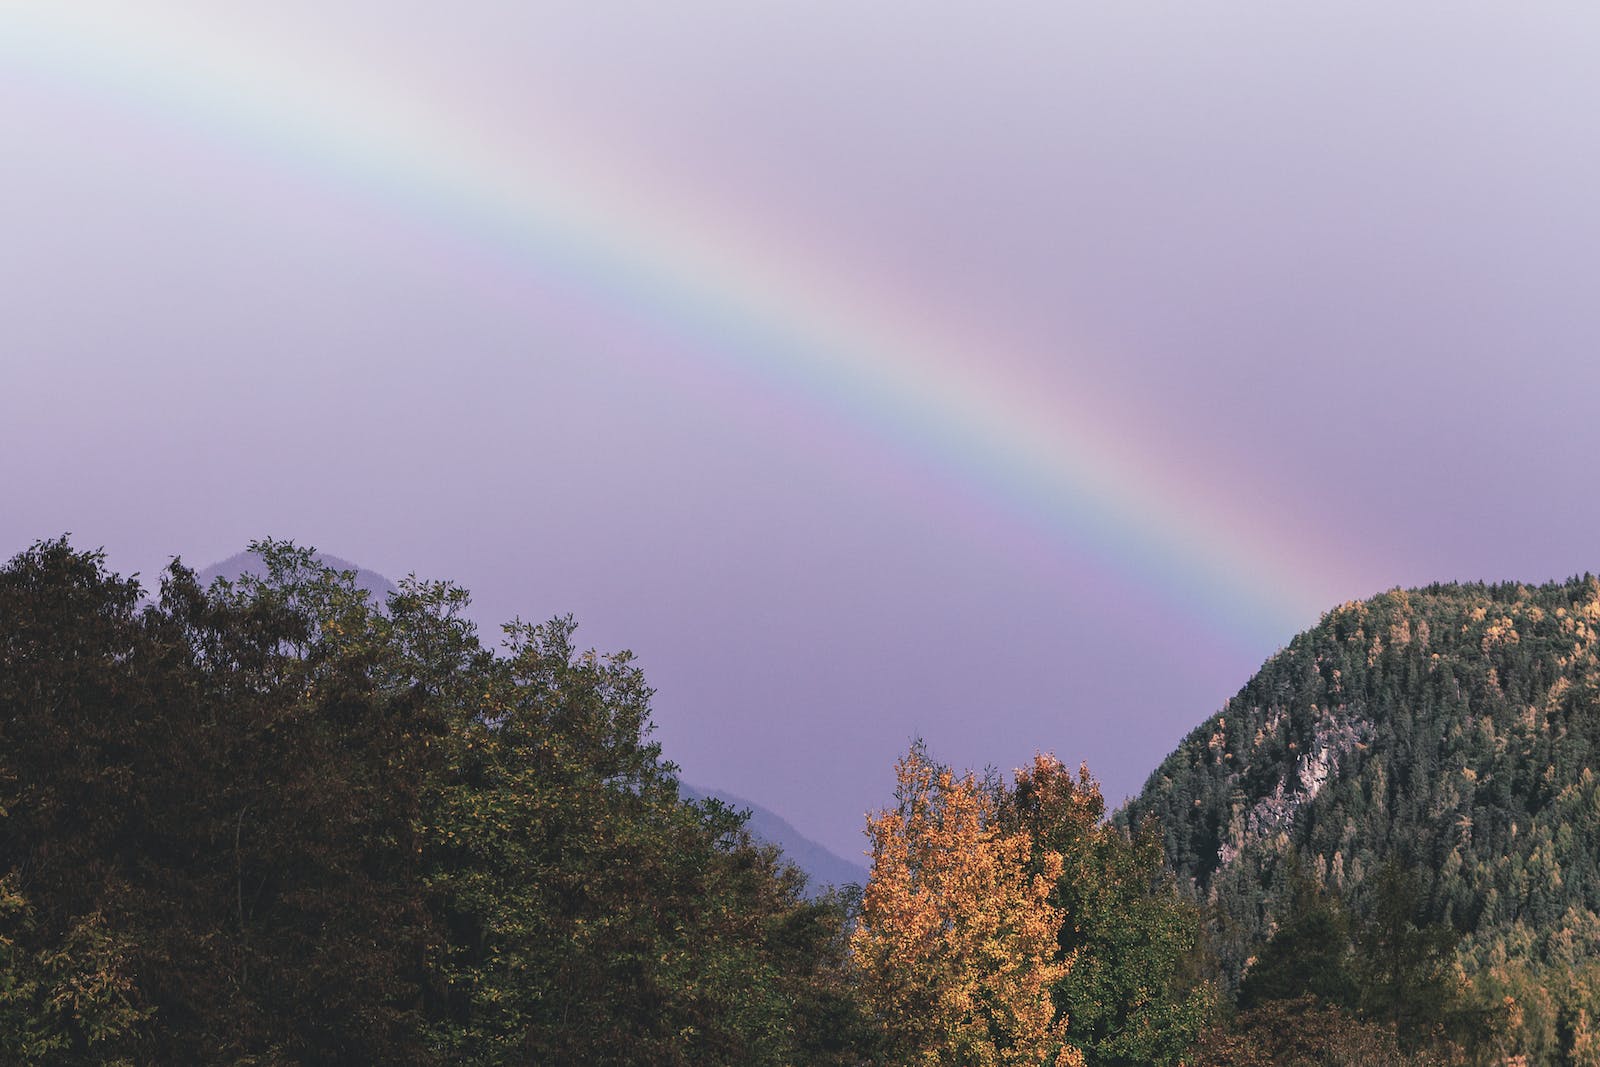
xmin=5 ymin=3 xmax=1600 ymax=859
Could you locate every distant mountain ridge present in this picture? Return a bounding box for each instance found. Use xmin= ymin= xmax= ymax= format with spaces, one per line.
xmin=682 ymin=783 xmax=868 ymax=894
xmin=1123 ymin=576 xmax=1600 ymax=984
xmin=196 ymin=550 xmax=868 ymax=895
xmin=197 ymin=549 xmax=398 ymax=600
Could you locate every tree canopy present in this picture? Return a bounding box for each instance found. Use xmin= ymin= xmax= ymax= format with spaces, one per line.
xmin=0 ymin=538 xmax=865 ymax=1064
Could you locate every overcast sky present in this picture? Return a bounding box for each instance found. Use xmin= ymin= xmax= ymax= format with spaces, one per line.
xmin=5 ymin=3 xmax=1600 ymax=859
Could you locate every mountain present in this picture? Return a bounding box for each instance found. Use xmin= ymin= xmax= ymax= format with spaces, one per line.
xmin=197 ymin=549 xmax=399 ymax=600
xmin=1123 ymin=576 xmax=1600 ymax=987
xmin=682 ymin=784 xmax=869 ymax=894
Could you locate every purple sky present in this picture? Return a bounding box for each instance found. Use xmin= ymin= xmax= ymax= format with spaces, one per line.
xmin=5 ymin=4 xmax=1600 ymax=860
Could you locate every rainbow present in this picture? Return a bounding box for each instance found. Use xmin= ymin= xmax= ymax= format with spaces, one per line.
xmin=0 ymin=8 xmax=1355 ymax=647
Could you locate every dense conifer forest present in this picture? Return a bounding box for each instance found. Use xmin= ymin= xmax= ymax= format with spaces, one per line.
xmin=1126 ymin=577 xmax=1600 ymax=1064
xmin=5 ymin=538 xmax=1600 ymax=1063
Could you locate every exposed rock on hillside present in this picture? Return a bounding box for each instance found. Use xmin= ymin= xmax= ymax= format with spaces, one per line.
xmin=1123 ymin=577 xmax=1600 ymax=983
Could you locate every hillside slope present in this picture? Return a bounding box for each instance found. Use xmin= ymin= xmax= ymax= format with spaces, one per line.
xmin=1123 ymin=577 xmax=1600 ymax=982
xmin=681 ymin=784 xmax=868 ymax=894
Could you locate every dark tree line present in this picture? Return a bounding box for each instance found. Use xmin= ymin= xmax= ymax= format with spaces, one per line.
xmin=0 ymin=539 xmax=868 ymax=1064
xmin=0 ymin=538 xmax=1224 ymax=1065
xmin=13 ymin=537 xmax=1586 ymax=1063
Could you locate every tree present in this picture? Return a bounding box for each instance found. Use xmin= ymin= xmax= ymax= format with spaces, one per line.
xmin=0 ymin=539 xmax=201 ymax=1063
xmin=1003 ymin=756 xmax=1215 ymax=1066
xmin=1235 ymin=857 xmax=1357 ymax=1012
xmin=421 ymin=613 xmax=871 ymax=1065
xmin=1351 ymin=860 xmax=1470 ymax=1050
xmin=852 ymin=742 xmax=1082 ymax=1067
xmin=0 ymin=875 xmax=150 ymax=1066
xmin=1184 ymin=996 xmax=1449 ymax=1067
xmin=0 ymin=538 xmax=874 ymax=1063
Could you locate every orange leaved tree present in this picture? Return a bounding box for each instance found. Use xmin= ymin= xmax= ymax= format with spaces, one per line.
xmin=851 ymin=742 xmax=1084 ymax=1067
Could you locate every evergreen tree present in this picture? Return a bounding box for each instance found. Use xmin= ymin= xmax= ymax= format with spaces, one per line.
xmin=1235 ymin=858 xmax=1356 ymax=1012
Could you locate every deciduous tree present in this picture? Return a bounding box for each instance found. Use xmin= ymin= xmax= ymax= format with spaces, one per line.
xmin=1004 ymin=756 xmax=1215 ymax=1066
xmin=852 ymin=742 xmax=1082 ymax=1066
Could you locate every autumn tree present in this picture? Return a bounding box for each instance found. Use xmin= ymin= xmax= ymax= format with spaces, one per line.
xmin=852 ymin=742 xmax=1083 ymax=1067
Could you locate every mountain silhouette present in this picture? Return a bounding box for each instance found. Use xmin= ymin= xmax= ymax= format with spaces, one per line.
xmin=196 ymin=549 xmax=399 ymax=601
xmin=682 ymin=783 xmax=868 ymax=894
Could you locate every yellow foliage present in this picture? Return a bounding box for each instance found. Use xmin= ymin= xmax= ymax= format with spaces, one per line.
xmin=852 ymin=744 xmax=1083 ymax=1066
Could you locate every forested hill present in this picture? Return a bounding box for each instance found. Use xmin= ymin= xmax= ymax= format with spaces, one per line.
xmin=1123 ymin=576 xmax=1600 ymax=983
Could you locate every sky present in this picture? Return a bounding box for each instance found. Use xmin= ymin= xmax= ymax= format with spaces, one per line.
xmin=5 ymin=3 xmax=1600 ymax=861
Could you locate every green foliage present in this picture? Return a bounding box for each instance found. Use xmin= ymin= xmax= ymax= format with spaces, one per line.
xmin=30 ymin=536 xmax=1600 ymax=1064
xmin=0 ymin=538 xmax=866 ymax=1063
xmin=1229 ymin=858 xmax=1485 ymax=1058
xmin=0 ymin=875 xmax=150 ymax=1065
xmin=1351 ymin=861 xmax=1469 ymax=1048
xmin=1235 ymin=860 xmax=1356 ymax=1013
xmin=421 ymin=614 xmax=871 ymax=1064
xmin=1125 ymin=578 xmax=1600 ymax=1063
xmin=1002 ymin=757 xmax=1216 ymax=1066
